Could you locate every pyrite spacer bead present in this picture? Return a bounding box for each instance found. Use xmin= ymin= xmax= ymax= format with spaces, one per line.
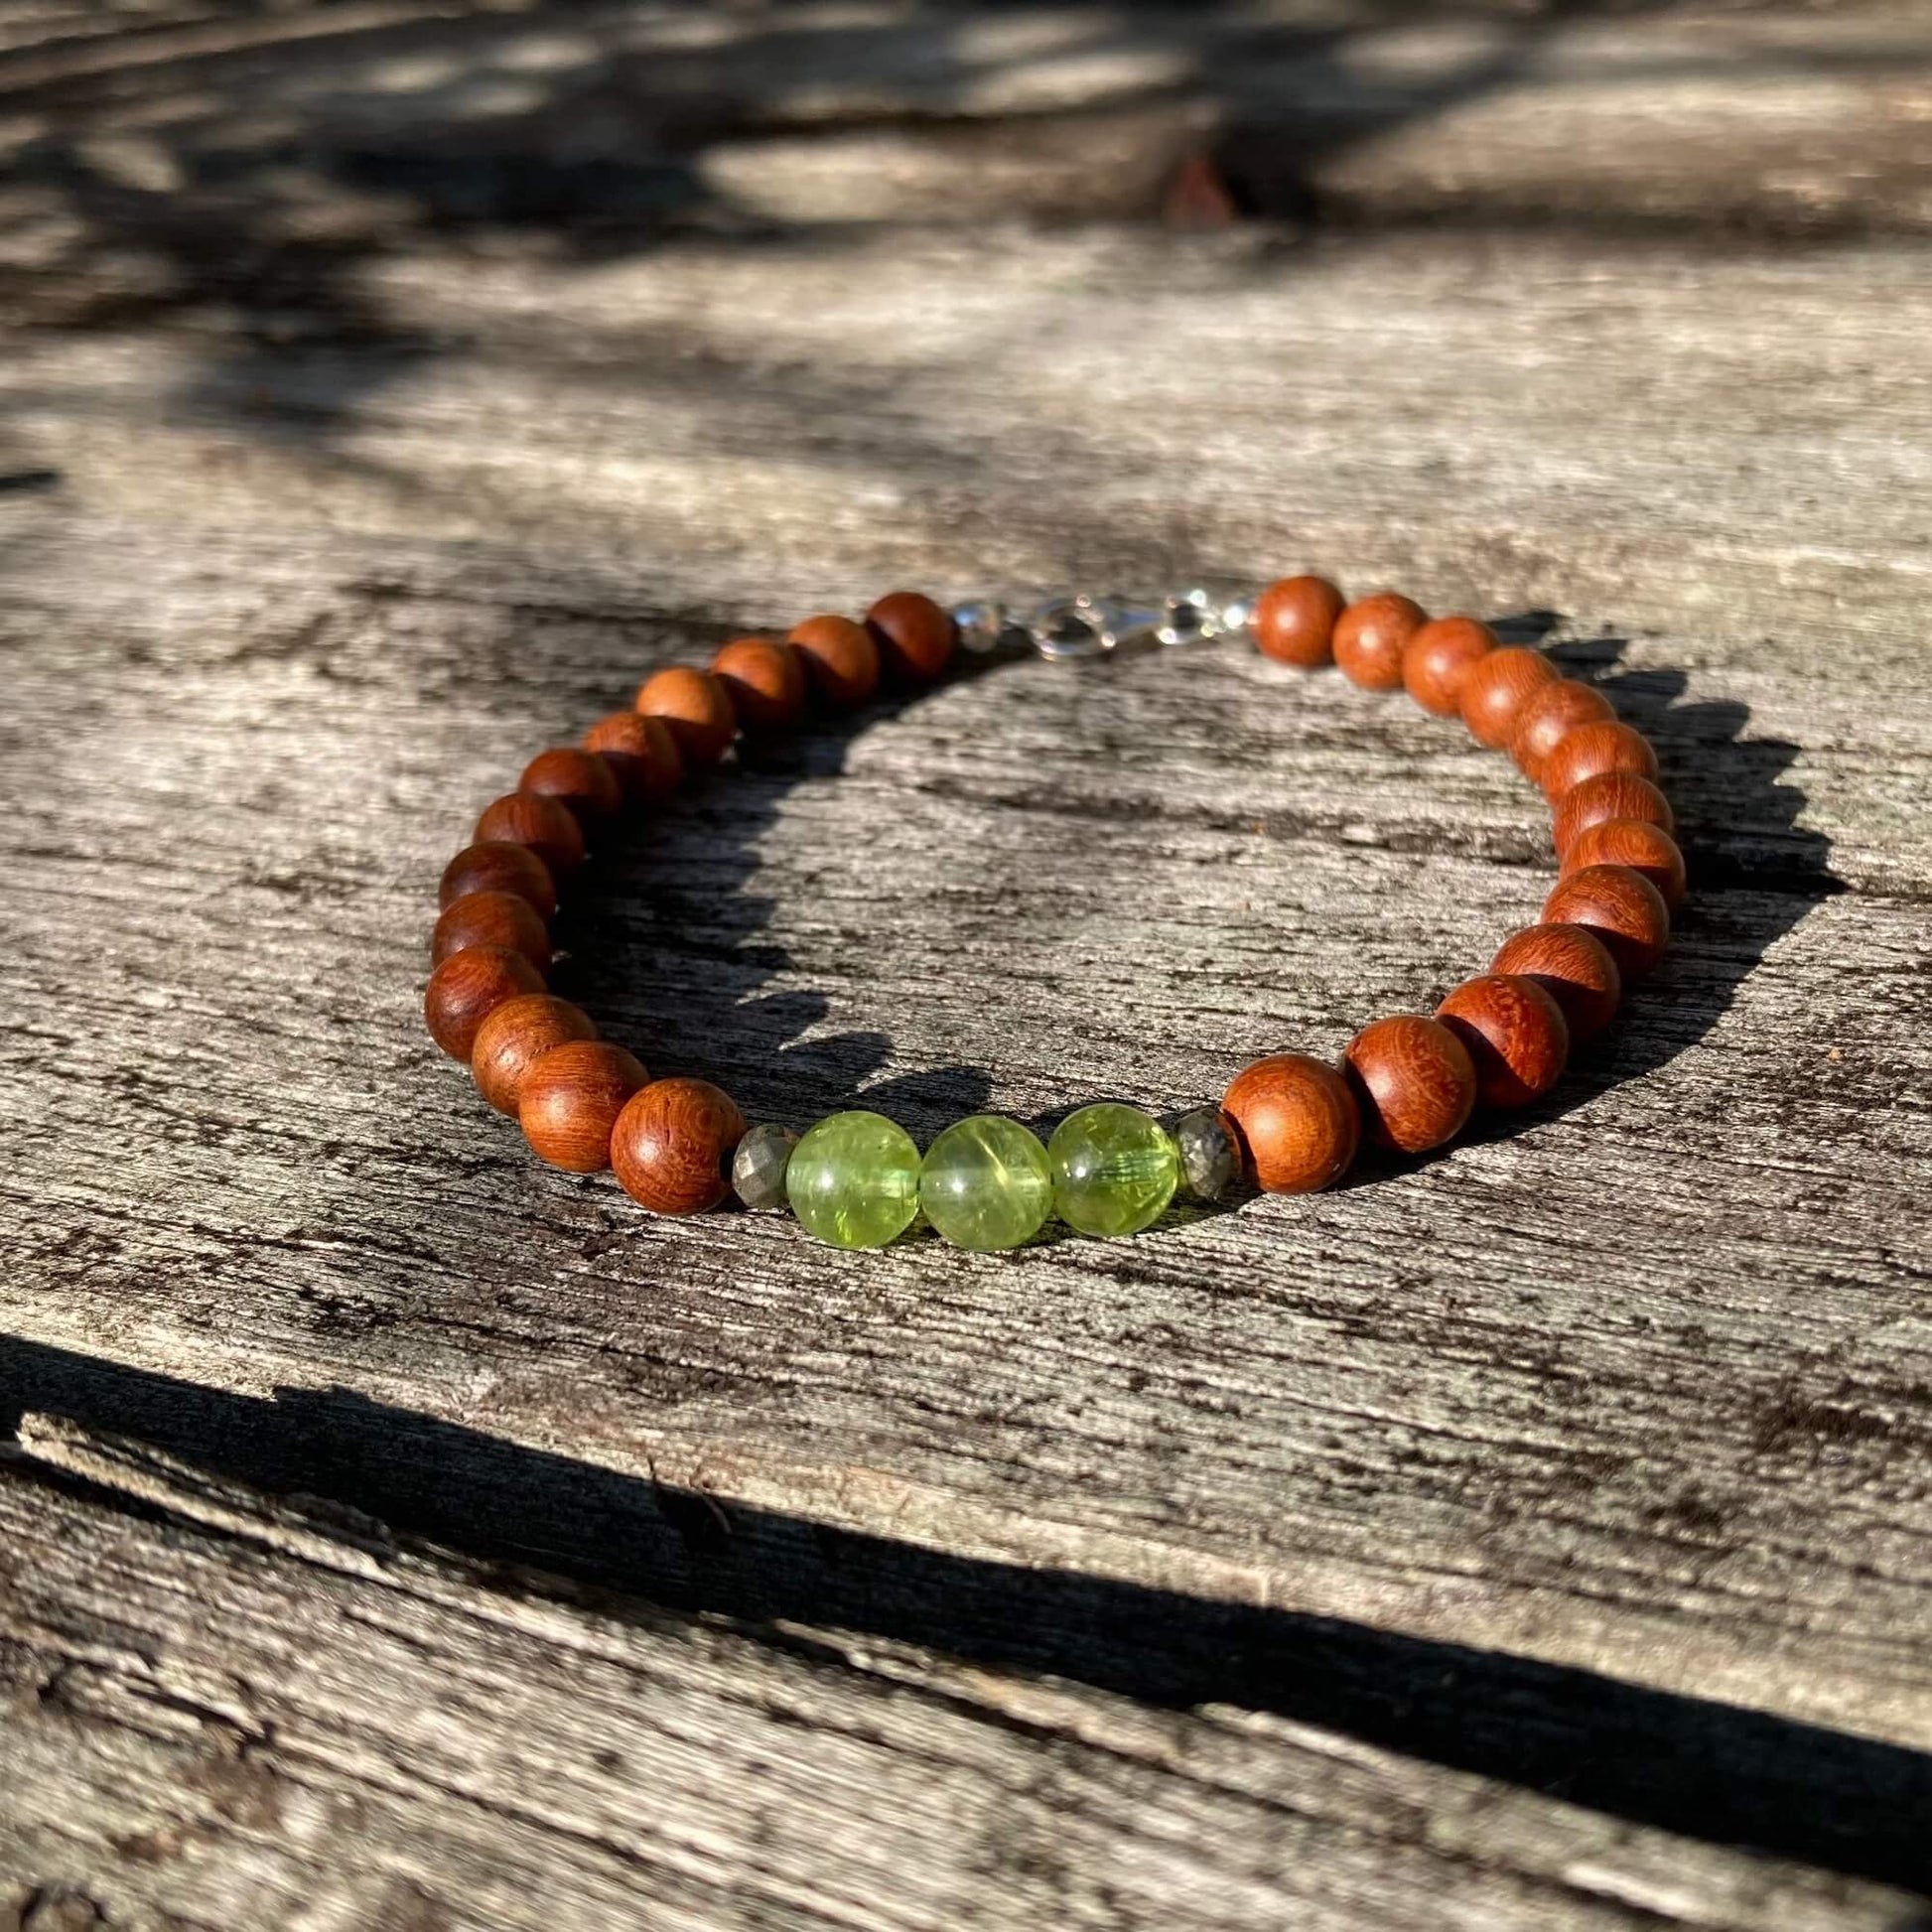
xmin=1163 ymin=1108 xmax=1242 ymax=1203
xmin=733 ymin=1123 xmax=798 ymax=1211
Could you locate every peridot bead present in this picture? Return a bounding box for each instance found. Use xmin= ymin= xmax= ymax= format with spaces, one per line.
xmin=919 ymin=1115 xmax=1053 ymax=1252
xmin=1047 ymin=1103 xmax=1177 ymax=1238
xmin=786 ymin=1110 xmax=920 ymax=1249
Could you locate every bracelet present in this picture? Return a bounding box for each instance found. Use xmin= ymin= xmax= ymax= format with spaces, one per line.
xmin=425 ymin=578 xmax=1680 ymax=1251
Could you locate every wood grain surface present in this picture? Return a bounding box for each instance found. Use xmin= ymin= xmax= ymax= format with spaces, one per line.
xmin=2 ymin=4 xmax=1930 ymax=1927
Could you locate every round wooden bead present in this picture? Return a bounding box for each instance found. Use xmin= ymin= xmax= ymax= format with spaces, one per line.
xmin=636 ymin=666 xmax=736 ymax=766
xmin=474 ymin=791 xmax=587 ymax=879
xmin=424 ymin=945 xmax=545 ymax=1060
xmin=439 ymin=840 xmax=557 ymax=920
xmin=788 ymin=614 xmax=880 ymax=708
xmin=1221 ymin=1053 xmax=1360 ymax=1193
xmin=1510 ymin=678 xmax=1616 ymax=782
xmin=866 ymin=591 xmax=957 ymax=684
xmin=1562 ymin=818 xmax=1686 ymax=909
xmin=1542 ymin=864 xmax=1671 ymax=978
xmin=584 ymin=710 xmax=683 ymax=804
xmin=711 ymin=636 xmax=806 ymax=732
xmin=1402 ymin=616 xmax=1496 ymax=716
xmin=431 ymin=890 xmax=550 ymax=971
xmin=519 ymin=747 xmax=623 ymax=829
xmin=1552 ymin=769 xmax=1675 ymax=857
xmin=1342 ymin=1015 xmax=1477 ymax=1155
xmin=518 ymin=1039 xmax=648 ymax=1173
xmin=611 ymin=1077 xmax=748 ymax=1214
xmin=470 ymin=993 xmax=598 ymax=1116
xmin=1458 ymin=646 xmax=1558 ymax=749
xmin=1253 ymin=575 xmax=1345 ymax=668
xmin=1538 ymin=720 xmax=1658 ymax=801
xmin=1332 ymin=592 xmax=1426 ymax=691
xmin=1436 ymin=973 xmax=1570 ymax=1109
xmin=1489 ymin=922 xmax=1621 ymax=1040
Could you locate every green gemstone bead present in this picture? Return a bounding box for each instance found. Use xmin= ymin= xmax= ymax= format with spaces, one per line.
xmin=919 ymin=1115 xmax=1054 ymax=1252
xmin=1047 ymin=1103 xmax=1177 ymax=1238
xmin=786 ymin=1110 xmax=921 ymax=1249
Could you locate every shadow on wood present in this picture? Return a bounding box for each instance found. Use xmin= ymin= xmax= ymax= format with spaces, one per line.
xmin=4 ymin=1336 xmax=1926 ymax=1899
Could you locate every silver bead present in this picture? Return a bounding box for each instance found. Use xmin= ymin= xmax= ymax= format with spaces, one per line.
xmin=951 ymin=599 xmax=1014 ymax=654
xmin=1157 ymin=589 xmax=1216 ymax=646
xmin=733 ymin=1123 xmax=797 ymax=1211
xmin=1166 ymin=1107 xmax=1241 ymax=1203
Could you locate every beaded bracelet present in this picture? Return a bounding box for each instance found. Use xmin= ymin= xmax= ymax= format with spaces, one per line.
xmin=425 ymin=578 xmax=1680 ymax=1250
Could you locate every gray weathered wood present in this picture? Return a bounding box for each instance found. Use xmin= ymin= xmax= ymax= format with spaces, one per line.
xmin=3 ymin=3 xmax=1932 ymax=1925
xmin=3 ymin=1415 xmax=1922 ymax=1932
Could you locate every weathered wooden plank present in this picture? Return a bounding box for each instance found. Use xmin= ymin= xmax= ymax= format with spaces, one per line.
xmin=2 ymin=1416 xmax=1922 ymax=1932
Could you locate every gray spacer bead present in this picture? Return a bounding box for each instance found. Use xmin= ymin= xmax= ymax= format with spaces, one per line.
xmin=732 ymin=1122 xmax=798 ymax=1211
xmin=1165 ymin=1107 xmax=1241 ymax=1203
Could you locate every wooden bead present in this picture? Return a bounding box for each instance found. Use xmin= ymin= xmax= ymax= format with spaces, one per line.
xmin=1552 ymin=769 xmax=1675 ymax=857
xmin=788 ymin=614 xmax=880 ymax=708
xmin=711 ymin=636 xmax=806 ymax=732
xmin=1402 ymin=616 xmax=1496 ymax=716
xmin=1563 ymin=818 xmax=1687 ymax=909
xmin=470 ymin=993 xmax=597 ymax=1116
xmin=636 ymin=666 xmax=736 ymax=766
xmin=424 ymin=945 xmax=544 ymax=1060
xmin=1489 ymin=922 xmax=1621 ymax=1040
xmin=866 ymin=591 xmax=957 ymax=684
xmin=519 ymin=747 xmax=623 ymax=829
xmin=1332 ymin=592 xmax=1426 ymax=691
xmin=1342 ymin=1015 xmax=1476 ymax=1155
xmin=1538 ymin=720 xmax=1658 ymax=801
xmin=518 ymin=1039 xmax=648 ymax=1173
xmin=1221 ymin=1053 xmax=1360 ymax=1193
xmin=611 ymin=1077 xmax=747 ymax=1214
xmin=1509 ymin=678 xmax=1615 ymax=782
xmin=439 ymin=840 xmax=557 ymax=920
xmin=1542 ymin=864 xmax=1671 ymax=978
xmin=1436 ymin=973 xmax=1570 ymax=1109
xmin=1458 ymin=646 xmax=1558 ymax=749
xmin=474 ymin=792 xmax=587 ymax=879
xmin=431 ymin=890 xmax=550 ymax=971
xmin=584 ymin=710 xmax=682 ymax=804
xmin=1253 ymin=575 xmax=1345 ymax=668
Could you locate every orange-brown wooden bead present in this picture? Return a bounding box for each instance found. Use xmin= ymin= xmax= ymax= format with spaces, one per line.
xmin=1543 ymin=864 xmax=1671 ymax=978
xmin=866 ymin=591 xmax=957 ymax=684
xmin=470 ymin=993 xmax=598 ymax=1116
xmin=1221 ymin=1053 xmax=1360 ymax=1193
xmin=711 ymin=635 xmax=807 ymax=732
xmin=1538 ymin=720 xmax=1658 ymax=801
xmin=1342 ymin=1015 xmax=1477 ymax=1155
xmin=474 ymin=791 xmax=587 ymax=879
xmin=1436 ymin=973 xmax=1570 ymax=1109
xmin=1489 ymin=922 xmax=1621 ymax=1040
xmin=1332 ymin=592 xmax=1426 ymax=691
xmin=518 ymin=1039 xmax=648 ymax=1173
xmin=439 ymin=840 xmax=557 ymax=920
xmin=1552 ymin=768 xmax=1675 ymax=857
xmin=1403 ymin=616 xmax=1496 ymax=716
xmin=1458 ymin=646 xmax=1558 ymax=749
xmin=611 ymin=1076 xmax=747 ymax=1214
xmin=519 ymin=747 xmax=623 ymax=829
xmin=1510 ymin=679 xmax=1616 ymax=783
xmin=431 ymin=890 xmax=551 ymax=971
xmin=584 ymin=710 xmax=683 ymax=804
xmin=1562 ymin=818 xmax=1687 ymax=909
xmin=424 ymin=945 xmax=545 ymax=1060
xmin=788 ymin=614 xmax=880 ymax=708
xmin=636 ymin=666 xmax=737 ymax=766
xmin=1253 ymin=575 xmax=1345 ymax=668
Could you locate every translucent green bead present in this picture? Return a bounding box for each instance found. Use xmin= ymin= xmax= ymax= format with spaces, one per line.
xmin=1047 ymin=1103 xmax=1177 ymax=1238
xmin=919 ymin=1115 xmax=1053 ymax=1252
xmin=786 ymin=1110 xmax=921 ymax=1249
